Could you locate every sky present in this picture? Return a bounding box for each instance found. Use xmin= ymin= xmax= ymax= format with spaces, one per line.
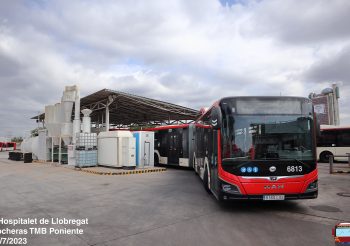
xmin=0 ymin=0 xmax=349 ymax=137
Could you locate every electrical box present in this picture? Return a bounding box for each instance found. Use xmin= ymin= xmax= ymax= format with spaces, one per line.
xmin=98 ymin=131 xmax=136 ymax=168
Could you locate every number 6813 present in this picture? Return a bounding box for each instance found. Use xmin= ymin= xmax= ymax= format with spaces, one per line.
xmin=287 ymin=166 xmax=302 ymax=172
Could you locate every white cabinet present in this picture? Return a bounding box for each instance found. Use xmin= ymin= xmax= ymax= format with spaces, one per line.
xmin=98 ymin=131 xmax=136 ymax=168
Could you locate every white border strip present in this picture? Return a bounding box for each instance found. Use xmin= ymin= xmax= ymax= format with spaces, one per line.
xmin=241 ymin=175 xmax=304 ymax=181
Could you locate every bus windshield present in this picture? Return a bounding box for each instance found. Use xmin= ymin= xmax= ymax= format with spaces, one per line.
xmin=221 ymin=99 xmax=315 ymax=161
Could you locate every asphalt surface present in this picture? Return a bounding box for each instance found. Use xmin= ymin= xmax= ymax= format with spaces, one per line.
xmin=0 ymin=152 xmax=350 ymax=246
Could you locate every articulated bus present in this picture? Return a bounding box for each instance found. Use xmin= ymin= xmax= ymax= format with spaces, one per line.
xmin=317 ymin=125 xmax=350 ymax=162
xmin=193 ymin=96 xmax=318 ymax=201
xmin=148 ymin=124 xmax=195 ymax=168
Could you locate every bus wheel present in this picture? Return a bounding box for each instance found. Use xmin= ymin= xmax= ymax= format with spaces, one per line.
xmin=154 ymin=154 xmax=159 ymax=166
xmin=193 ymin=157 xmax=198 ymax=175
xmin=320 ymin=151 xmax=333 ymax=163
xmin=203 ymin=167 xmax=211 ymax=193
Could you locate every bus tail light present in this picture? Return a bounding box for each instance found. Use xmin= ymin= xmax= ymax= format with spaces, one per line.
xmin=306 ymin=180 xmax=318 ymax=192
xmin=222 ymin=183 xmax=241 ymax=194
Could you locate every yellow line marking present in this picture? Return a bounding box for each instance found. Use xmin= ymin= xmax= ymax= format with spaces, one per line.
xmin=77 ymin=167 xmax=166 ymax=176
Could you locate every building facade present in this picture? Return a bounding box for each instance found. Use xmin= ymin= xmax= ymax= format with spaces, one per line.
xmin=309 ymin=84 xmax=340 ymax=125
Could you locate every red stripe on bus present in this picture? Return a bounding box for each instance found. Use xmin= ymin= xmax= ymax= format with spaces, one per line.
xmin=144 ymin=124 xmax=190 ymax=131
xmin=321 ymin=127 xmax=350 ymax=131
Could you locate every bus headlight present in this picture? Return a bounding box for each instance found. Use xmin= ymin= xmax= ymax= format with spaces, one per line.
xmin=306 ymin=180 xmax=318 ymax=192
xmin=222 ymin=183 xmax=241 ymax=194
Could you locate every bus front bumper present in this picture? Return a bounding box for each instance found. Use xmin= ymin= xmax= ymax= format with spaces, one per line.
xmin=220 ymin=190 xmax=318 ymax=200
xmin=218 ymin=175 xmax=318 ymax=201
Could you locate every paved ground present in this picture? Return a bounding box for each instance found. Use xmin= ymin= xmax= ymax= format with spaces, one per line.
xmin=1 ymin=152 xmax=350 ymax=246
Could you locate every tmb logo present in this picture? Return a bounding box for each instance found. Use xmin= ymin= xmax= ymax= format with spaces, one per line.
xmin=269 ymin=166 xmax=276 ymax=172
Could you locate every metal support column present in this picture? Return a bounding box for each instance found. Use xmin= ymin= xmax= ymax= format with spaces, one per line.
xmin=51 ymin=137 xmax=54 ymax=163
xmin=101 ymin=111 xmax=104 ymax=130
xmin=58 ymin=137 xmax=62 ymax=164
xmin=106 ymin=105 xmax=110 ymax=131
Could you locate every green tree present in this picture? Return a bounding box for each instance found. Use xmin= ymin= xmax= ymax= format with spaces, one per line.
xmin=11 ymin=137 xmax=23 ymax=143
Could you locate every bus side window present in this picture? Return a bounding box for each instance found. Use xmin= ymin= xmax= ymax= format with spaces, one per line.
xmin=338 ymin=131 xmax=350 ymax=147
xmin=160 ymin=132 xmax=167 ymax=156
xmin=318 ymin=131 xmax=337 ymax=147
xmin=182 ymin=128 xmax=188 ymax=157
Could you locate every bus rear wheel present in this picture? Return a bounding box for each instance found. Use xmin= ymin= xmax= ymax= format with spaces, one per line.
xmin=320 ymin=151 xmax=333 ymax=163
xmin=203 ymin=167 xmax=211 ymax=193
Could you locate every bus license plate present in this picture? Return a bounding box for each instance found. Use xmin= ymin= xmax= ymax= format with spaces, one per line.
xmin=263 ymin=195 xmax=285 ymax=201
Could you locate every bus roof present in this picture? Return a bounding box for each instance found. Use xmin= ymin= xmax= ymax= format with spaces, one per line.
xmin=321 ymin=125 xmax=350 ymax=131
xmin=337 ymin=223 xmax=350 ymax=226
xmin=219 ymin=96 xmax=310 ymax=103
xmin=197 ymin=96 xmax=311 ymax=122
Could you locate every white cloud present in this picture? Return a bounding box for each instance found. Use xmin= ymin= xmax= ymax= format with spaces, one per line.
xmin=0 ymin=0 xmax=349 ymax=136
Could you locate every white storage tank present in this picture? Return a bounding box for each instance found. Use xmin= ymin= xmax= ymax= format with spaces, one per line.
xmin=133 ymin=131 xmax=154 ymax=168
xmin=97 ymin=131 xmax=136 ymax=168
xmin=36 ymin=129 xmax=50 ymax=161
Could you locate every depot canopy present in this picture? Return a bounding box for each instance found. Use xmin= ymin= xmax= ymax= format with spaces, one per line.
xmin=32 ymin=89 xmax=199 ymax=127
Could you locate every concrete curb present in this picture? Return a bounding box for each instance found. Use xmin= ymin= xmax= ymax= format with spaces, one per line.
xmin=333 ymin=170 xmax=350 ymax=174
xmin=33 ymin=160 xmax=167 ymax=175
xmin=76 ymin=167 xmax=167 ymax=175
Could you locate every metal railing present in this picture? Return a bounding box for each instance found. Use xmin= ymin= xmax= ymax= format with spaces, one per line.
xmin=329 ymin=153 xmax=350 ymax=174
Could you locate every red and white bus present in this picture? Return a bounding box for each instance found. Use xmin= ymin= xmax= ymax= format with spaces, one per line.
xmin=147 ymin=124 xmax=196 ymax=167
xmin=317 ymin=125 xmax=350 ymax=162
xmin=333 ymin=223 xmax=350 ymax=245
xmin=193 ymin=96 xmax=318 ymax=201
xmin=0 ymin=142 xmax=16 ymax=152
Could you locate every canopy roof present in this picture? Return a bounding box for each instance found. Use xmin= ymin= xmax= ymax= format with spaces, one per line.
xmin=32 ymin=89 xmax=200 ymax=126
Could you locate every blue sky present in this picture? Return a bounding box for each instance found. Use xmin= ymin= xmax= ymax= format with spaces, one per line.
xmin=219 ymin=0 xmax=247 ymax=7
xmin=0 ymin=0 xmax=349 ymax=137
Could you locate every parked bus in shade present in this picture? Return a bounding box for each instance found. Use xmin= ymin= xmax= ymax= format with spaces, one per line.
xmin=193 ymin=96 xmax=318 ymax=201
xmin=148 ymin=124 xmax=195 ymax=168
xmin=317 ymin=125 xmax=350 ymax=162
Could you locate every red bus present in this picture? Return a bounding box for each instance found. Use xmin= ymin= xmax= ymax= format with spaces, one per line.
xmin=147 ymin=124 xmax=196 ymax=167
xmin=193 ymin=96 xmax=318 ymax=201
xmin=0 ymin=142 xmax=16 ymax=151
xmin=333 ymin=223 xmax=350 ymax=245
xmin=317 ymin=125 xmax=350 ymax=162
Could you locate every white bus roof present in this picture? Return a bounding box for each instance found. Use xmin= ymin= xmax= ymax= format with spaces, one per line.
xmin=320 ymin=125 xmax=350 ymax=130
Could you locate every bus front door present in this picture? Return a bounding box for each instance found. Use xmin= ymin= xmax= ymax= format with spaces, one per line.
xmin=210 ymin=129 xmax=219 ymax=194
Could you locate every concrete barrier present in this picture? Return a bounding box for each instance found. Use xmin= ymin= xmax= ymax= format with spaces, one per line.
xmin=329 ymin=153 xmax=350 ymax=174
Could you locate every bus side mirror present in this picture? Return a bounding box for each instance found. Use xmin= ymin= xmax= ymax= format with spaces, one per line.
xmin=210 ymin=107 xmax=222 ymax=130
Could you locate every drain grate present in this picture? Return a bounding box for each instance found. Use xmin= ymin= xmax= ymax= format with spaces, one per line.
xmin=337 ymin=192 xmax=350 ymax=197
